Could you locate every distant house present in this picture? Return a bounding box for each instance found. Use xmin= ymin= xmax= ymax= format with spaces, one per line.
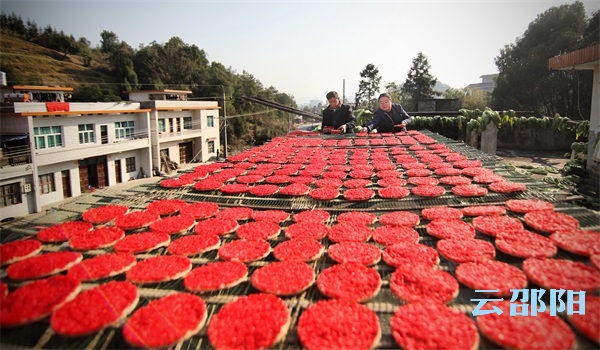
xmin=465 ymin=74 xmax=498 ymax=94
xmin=0 ymin=87 xmax=220 ymax=220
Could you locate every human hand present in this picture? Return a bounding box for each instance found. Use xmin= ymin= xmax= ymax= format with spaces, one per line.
xmin=338 ymin=125 xmax=347 ymax=133
xmin=356 ymin=126 xmax=366 ymax=133
xmin=369 ymin=128 xmax=377 ymax=134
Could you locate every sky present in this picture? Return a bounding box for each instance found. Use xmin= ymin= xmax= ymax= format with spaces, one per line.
xmin=2 ymin=0 xmax=599 ymax=105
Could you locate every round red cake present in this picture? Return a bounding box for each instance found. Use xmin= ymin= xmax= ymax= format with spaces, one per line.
xmin=421 ymin=206 xmax=463 ymax=221
xmin=343 ymin=188 xmax=375 ymax=201
xmin=67 ymin=252 xmax=137 ymax=281
xmin=451 ymin=184 xmax=488 ymax=197
xmin=328 ymin=242 xmax=381 ymax=265
xmin=495 ymin=230 xmax=557 ymax=258
xmin=159 ymin=177 xmax=195 ymax=189
xmin=167 ymin=234 xmax=220 ymax=256
xmin=476 ymin=300 xmax=575 ymax=350
xmin=568 ymin=294 xmax=599 ymax=343
xmin=272 ymin=238 xmax=324 ymax=262
xmin=251 ymin=260 xmax=315 ymax=296
xmin=297 ymin=299 xmax=381 ymax=350
xmin=7 ymin=251 xmax=83 ymax=281
xmin=207 ymin=293 xmax=290 ymax=350
xmin=146 ymin=199 xmax=187 ymax=216
xmin=251 ymin=209 xmax=290 ymax=223
xmin=149 ymin=214 xmax=196 ymax=235
xmin=391 ymin=303 xmax=479 ymax=350
xmin=411 ymin=184 xmax=446 ymax=197
xmin=472 ymin=174 xmax=507 ymax=183
xmin=505 ymin=199 xmax=555 ymax=213
xmin=236 ymin=174 xmax=265 ymax=184
xmin=549 ymin=229 xmax=600 ymax=256
xmin=179 ymin=201 xmax=219 ymax=220
xmin=379 ymin=211 xmax=420 ymax=227
xmin=279 ymin=183 xmax=310 ymax=196
xmin=293 ymin=209 xmax=330 ymax=223
xmin=390 ymin=266 xmax=459 ymax=303
xmin=472 ymin=215 xmax=523 ymax=237
xmin=126 ymin=255 xmax=192 ymax=284
xmin=285 ymin=221 xmax=329 ymax=240
xmin=215 ymin=206 xmax=254 ymax=221
xmin=314 ymin=178 xmax=343 ymax=188
xmin=327 ymin=223 xmax=372 ymax=243
xmin=342 ymin=179 xmax=372 ymax=188
xmin=372 ymin=226 xmax=420 ymax=246
xmin=114 ymin=211 xmax=159 ymax=231
xmin=69 ymin=226 xmax=125 ymax=250
xmin=0 ymin=239 xmax=42 ymax=265
xmin=51 ymin=281 xmax=139 ymax=337
xmin=316 ymin=262 xmax=381 ymax=302
xmin=407 ymin=177 xmax=440 ymax=186
xmin=248 ymin=184 xmax=280 ymax=196
xmin=220 ymin=183 xmax=251 ymax=194
xmin=309 ymin=187 xmax=339 ymax=200
xmin=591 ymin=254 xmax=600 ymax=270
xmin=194 ymin=217 xmax=239 ymax=236
xmin=0 ymin=275 xmax=81 ymax=327
xmin=524 ymin=211 xmax=579 ymax=234
xmin=461 ymin=205 xmax=506 ymax=216
xmin=377 ymin=177 xmax=407 ymax=187
xmin=337 ymin=211 xmax=377 ymax=225
xmin=453 ymin=160 xmax=483 ymax=169
xmin=37 ymin=221 xmax=94 ymax=243
xmin=461 ymin=167 xmax=493 ymax=177
xmin=382 ymin=242 xmax=439 ymax=269
xmin=184 ymin=261 xmax=248 ymax=292
xmin=436 ymin=238 xmax=496 ymax=263
xmin=378 ymin=186 xmax=411 ymax=199
xmin=265 ymin=174 xmax=293 ymax=184
xmin=114 ymin=231 xmax=170 ymax=254
xmin=193 ymin=179 xmax=224 ymax=191
xmin=439 ymin=176 xmax=472 ymax=186
xmin=488 ymin=181 xmax=526 ymax=193
xmin=218 ymin=239 xmax=272 ymax=262
xmin=425 ymin=219 xmax=475 ymax=239
xmin=405 ymin=168 xmax=432 ymax=177
xmin=522 ymin=257 xmax=600 ymax=291
xmin=123 ymin=293 xmax=207 ymax=348
xmin=434 ymin=167 xmax=463 ymax=176
xmin=82 ymin=204 xmax=128 ymax=224
xmin=455 ymin=260 xmax=527 ymax=296
xmin=236 ymin=221 xmax=281 ymax=240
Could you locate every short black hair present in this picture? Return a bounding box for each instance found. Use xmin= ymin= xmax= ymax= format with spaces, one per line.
xmin=378 ymin=92 xmax=392 ymax=101
xmin=326 ymin=91 xmax=339 ymax=100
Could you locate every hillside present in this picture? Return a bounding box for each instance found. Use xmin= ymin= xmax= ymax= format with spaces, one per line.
xmin=0 ymin=33 xmax=114 ymax=87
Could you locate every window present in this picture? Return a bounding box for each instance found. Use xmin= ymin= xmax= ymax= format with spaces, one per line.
xmin=158 ymin=119 xmax=166 ymax=133
xmin=207 ymin=115 xmax=214 ymax=127
xmin=0 ymin=183 xmax=22 ymax=207
xmin=208 ymin=140 xmax=215 ymax=153
xmin=39 ymin=173 xmax=56 ymax=194
xmin=125 ymin=157 xmax=136 ymax=172
xmin=183 ymin=117 xmax=192 ymax=130
xmin=78 ymin=124 xmax=95 ymax=144
xmin=33 ymin=126 xmax=62 ymax=149
xmin=115 ymin=121 xmax=135 ymax=139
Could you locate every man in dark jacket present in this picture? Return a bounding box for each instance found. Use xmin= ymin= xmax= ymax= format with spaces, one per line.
xmin=321 ymin=91 xmax=356 ymax=134
xmin=361 ymin=93 xmax=411 ymax=133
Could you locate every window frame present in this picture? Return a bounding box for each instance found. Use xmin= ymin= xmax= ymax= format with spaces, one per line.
xmin=33 ymin=126 xmax=62 ymax=149
xmin=0 ymin=182 xmax=22 ymax=207
xmin=78 ymin=123 xmax=95 ymax=144
xmin=39 ymin=173 xmax=56 ymax=194
xmin=125 ymin=156 xmax=136 ymax=172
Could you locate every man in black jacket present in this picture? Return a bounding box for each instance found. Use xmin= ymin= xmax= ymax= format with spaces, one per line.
xmin=361 ymin=93 xmax=411 ymax=133
xmin=321 ymin=91 xmax=356 ymax=134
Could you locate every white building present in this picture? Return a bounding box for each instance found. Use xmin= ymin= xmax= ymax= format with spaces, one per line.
xmin=0 ymin=88 xmax=220 ymax=220
xmin=465 ymin=74 xmax=498 ymax=94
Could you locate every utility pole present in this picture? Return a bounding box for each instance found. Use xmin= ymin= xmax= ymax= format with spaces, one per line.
xmin=221 ymin=85 xmax=227 ymax=159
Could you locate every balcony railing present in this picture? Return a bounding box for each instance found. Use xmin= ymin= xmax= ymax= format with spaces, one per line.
xmin=1 ymin=145 xmax=32 ymax=167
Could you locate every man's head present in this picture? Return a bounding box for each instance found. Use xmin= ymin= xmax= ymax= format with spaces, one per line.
xmin=326 ymin=91 xmax=340 ymax=109
xmin=378 ymin=93 xmax=393 ymax=112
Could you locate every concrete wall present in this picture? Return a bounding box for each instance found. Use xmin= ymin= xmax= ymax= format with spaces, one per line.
xmin=496 ymin=126 xmax=576 ymax=151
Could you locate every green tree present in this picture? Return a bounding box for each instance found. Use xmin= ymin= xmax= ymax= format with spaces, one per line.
xmin=100 ymin=30 xmax=119 ymax=54
xmin=111 ymin=42 xmax=139 ymax=94
xmin=384 ymin=81 xmax=411 ymax=106
xmin=355 ymin=64 xmax=381 ymax=111
xmin=72 ymin=85 xmax=121 ymax=102
xmin=401 ymin=52 xmax=440 ymax=111
xmin=492 ymin=1 xmax=592 ymax=118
